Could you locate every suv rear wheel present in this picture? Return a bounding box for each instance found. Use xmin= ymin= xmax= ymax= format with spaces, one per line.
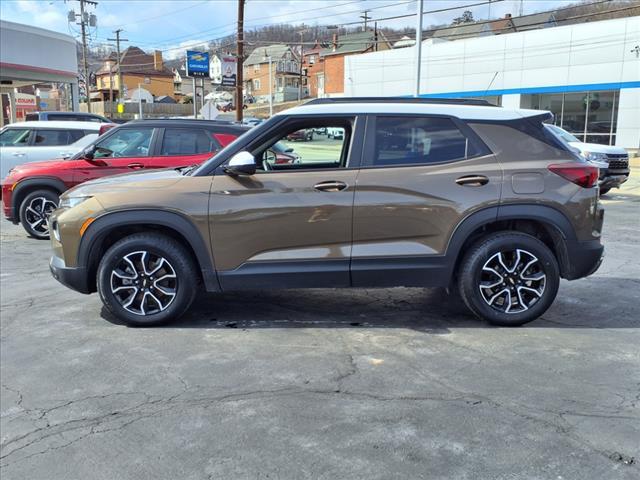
xmin=457 ymin=232 xmax=560 ymax=326
xmin=97 ymin=233 xmax=198 ymax=326
xmin=19 ymin=189 xmax=59 ymax=239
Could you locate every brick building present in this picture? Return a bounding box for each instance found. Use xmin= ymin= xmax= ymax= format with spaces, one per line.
xmin=318 ymin=31 xmax=391 ymax=97
xmin=94 ymin=46 xmax=175 ymax=101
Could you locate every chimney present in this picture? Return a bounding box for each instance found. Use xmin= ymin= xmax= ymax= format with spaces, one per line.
xmin=153 ymin=50 xmax=163 ymax=71
xmin=504 ymin=13 xmax=512 ymax=19
xmin=332 ymin=34 xmax=338 ymax=52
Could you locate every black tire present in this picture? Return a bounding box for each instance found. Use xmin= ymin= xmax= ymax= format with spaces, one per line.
xmin=457 ymin=232 xmax=560 ymax=327
xmin=19 ymin=189 xmax=59 ymax=239
xmin=599 ymin=187 xmax=610 ymax=195
xmin=97 ymin=233 xmax=198 ymax=326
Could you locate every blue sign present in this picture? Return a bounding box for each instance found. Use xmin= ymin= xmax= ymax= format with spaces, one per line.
xmin=186 ymin=50 xmax=210 ymax=78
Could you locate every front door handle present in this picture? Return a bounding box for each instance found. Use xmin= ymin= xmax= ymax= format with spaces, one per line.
xmin=12 ymin=152 xmax=26 ymax=157
xmin=455 ymin=175 xmax=489 ymax=186
xmin=127 ymin=162 xmax=144 ymax=169
xmin=313 ymin=181 xmax=348 ymax=192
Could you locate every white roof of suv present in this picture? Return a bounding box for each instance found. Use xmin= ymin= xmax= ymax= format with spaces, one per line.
xmin=283 ymin=99 xmax=546 ymax=121
xmin=2 ymin=120 xmax=103 ymax=131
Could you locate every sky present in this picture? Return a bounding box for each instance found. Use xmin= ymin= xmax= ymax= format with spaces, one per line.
xmin=1 ymin=0 xmax=581 ymax=58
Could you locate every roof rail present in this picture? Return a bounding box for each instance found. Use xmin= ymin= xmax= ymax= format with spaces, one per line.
xmin=305 ymin=97 xmax=498 ymax=107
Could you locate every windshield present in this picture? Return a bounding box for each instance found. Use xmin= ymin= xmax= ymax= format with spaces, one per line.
xmin=546 ymin=124 xmax=580 ymax=144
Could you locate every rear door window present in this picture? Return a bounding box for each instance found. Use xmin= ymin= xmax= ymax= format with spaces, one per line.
xmin=33 ymin=129 xmax=74 ymax=146
xmin=160 ymin=128 xmax=216 ymax=156
xmin=368 ymin=116 xmax=481 ymax=167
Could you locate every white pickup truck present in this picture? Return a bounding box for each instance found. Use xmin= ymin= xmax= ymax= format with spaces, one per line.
xmin=0 ymin=121 xmax=105 ymax=179
xmin=546 ymin=124 xmax=630 ymax=195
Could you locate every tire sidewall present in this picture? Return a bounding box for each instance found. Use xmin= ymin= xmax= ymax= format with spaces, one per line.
xmin=97 ymin=235 xmax=197 ymax=326
xmin=459 ymin=233 xmax=560 ymax=326
xmin=19 ymin=189 xmax=59 ymax=239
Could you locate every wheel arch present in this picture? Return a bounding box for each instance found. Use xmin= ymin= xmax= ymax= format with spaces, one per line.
xmin=446 ymin=204 xmax=576 ymax=280
xmin=78 ymin=209 xmax=220 ymax=293
xmin=12 ymin=178 xmax=67 ymax=220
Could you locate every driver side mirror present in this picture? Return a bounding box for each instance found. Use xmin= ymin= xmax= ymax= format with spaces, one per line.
xmin=224 ymin=151 xmax=256 ymax=176
xmin=82 ymin=145 xmax=108 ymax=166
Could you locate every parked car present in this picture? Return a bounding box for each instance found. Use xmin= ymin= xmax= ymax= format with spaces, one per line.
xmin=25 ymin=111 xmax=111 ymax=123
xmin=241 ymin=117 xmax=264 ymax=128
xmin=327 ymin=127 xmax=344 ymax=139
xmin=2 ymin=119 xmax=248 ymax=239
xmin=546 ymin=124 xmax=629 ymax=195
xmin=287 ymin=129 xmax=313 ymax=141
xmin=270 ymin=141 xmax=300 ymax=164
xmin=0 ymin=121 xmax=108 ymax=178
xmin=48 ymin=97 xmax=604 ymax=327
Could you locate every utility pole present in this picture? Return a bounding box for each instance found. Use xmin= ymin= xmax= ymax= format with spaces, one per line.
xmin=414 ymin=0 xmax=423 ymax=97
xmin=236 ymin=0 xmax=245 ymax=122
xmin=69 ymin=0 xmax=98 ymax=112
xmin=107 ymin=29 xmax=127 ymax=105
xmin=360 ymin=10 xmax=370 ymax=31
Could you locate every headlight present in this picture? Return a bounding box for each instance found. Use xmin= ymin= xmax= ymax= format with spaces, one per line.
xmin=59 ymin=195 xmax=93 ymax=208
xmin=583 ymin=152 xmax=608 ymax=162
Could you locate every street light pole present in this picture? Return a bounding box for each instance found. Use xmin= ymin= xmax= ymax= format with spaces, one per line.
xmin=414 ymin=0 xmax=423 ymax=97
xmin=268 ymin=56 xmax=273 ymax=117
xmin=138 ymin=83 xmax=143 ymax=119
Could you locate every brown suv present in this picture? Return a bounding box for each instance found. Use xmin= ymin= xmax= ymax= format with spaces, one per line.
xmin=48 ymin=98 xmax=604 ymax=327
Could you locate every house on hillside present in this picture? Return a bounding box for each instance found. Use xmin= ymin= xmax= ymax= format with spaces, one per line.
xmin=320 ymin=30 xmax=391 ymax=97
xmin=431 ymin=12 xmax=557 ymax=42
xmin=94 ymin=46 xmax=175 ymax=102
xmin=243 ymin=44 xmax=301 ymax=103
xmin=302 ymin=41 xmax=324 ymax=97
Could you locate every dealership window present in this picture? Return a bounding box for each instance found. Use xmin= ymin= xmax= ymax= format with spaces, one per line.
xmin=521 ymin=91 xmax=619 ymax=145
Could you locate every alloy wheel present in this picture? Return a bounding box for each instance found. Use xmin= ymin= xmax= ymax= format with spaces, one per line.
xmin=24 ymin=196 xmax=58 ymax=237
xmin=110 ymin=250 xmax=177 ymax=316
xmin=479 ymin=249 xmax=546 ymax=314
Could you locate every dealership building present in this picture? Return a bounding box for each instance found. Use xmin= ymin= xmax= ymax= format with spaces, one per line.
xmin=0 ymin=20 xmax=79 ymax=126
xmin=344 ymin=15 xmax=640 ymax=150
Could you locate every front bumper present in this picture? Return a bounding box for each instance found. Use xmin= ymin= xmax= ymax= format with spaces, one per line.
xmin=599 ymin=172 xmax=629 ymax=189
xmin=1 ymin=182 xmax=16 ymax=223
xmin=49 ymin=253 xmax=91 ymax=294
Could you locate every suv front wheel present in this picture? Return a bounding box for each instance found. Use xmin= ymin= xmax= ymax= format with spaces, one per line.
xmin=19 ymin=189 xmax=59 ymax=239
xmin=97 ymin=233 xmax=198 ymax=326
xmin=457 ymin=232 xmax=560 ymax=326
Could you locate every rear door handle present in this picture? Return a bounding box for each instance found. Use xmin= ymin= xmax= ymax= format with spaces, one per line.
xmin=313 ymin=181 xmax=348 ymax=192
xmin=12 ymin=152 xmax=25 ymax=157
xmin=127 ymin=162 xmax=144 ymax=169
xmin=455 ymin=175 xmax=489 ymax=186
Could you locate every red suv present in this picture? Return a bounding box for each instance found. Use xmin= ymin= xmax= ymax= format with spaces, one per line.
xmin=2 ymin=120 xmax=247 ymax=239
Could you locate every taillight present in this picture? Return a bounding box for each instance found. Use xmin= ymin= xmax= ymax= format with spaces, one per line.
xmin=99 ymin=124 xmax=116 ymax=135
xmin=213 ymin=133 xmax=237 ymax=147
xmin=548 ymin=163 xmax=599 ymax=188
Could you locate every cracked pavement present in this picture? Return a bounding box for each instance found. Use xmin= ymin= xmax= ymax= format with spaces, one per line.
xmin=1 ymin=172 xmax=639 ymax=479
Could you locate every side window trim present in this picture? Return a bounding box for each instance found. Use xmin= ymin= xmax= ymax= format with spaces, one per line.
xmin=361 ymin=114 xmax=492 ymax=169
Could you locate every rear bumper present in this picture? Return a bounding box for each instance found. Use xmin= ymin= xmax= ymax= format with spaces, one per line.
xmin=49 ymin=254 xmax=91 ymax=294
xmin=564 ymin=239 xmax=604 ymax=280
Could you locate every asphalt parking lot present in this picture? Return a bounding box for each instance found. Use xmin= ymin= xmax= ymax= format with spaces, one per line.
xmin=1 ymin=172 xmax=639 ymax=480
